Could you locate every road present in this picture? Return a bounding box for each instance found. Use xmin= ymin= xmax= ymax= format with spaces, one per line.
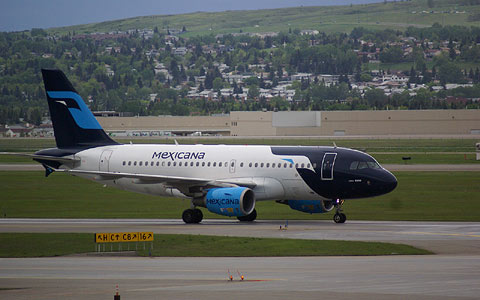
xmin=1 ymin=219 xmax=480 ymax=299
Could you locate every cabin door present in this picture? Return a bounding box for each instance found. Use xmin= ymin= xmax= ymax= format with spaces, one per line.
xmin=99 ymin=150 xmax=113 ymax=172
xmin=321 ymin=153 xmax=337 ymax=180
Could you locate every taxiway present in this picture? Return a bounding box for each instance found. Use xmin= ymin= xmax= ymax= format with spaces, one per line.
xmin=1 ymin=219 xmax=479 ymax=299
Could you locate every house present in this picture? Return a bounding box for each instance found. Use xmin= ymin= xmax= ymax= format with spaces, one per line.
xmin=300 ymin=30 xmax=319 ymax=36
xmin=0 ymin=125 xmax=33 ymax=137
xmin=172 ymin=47 xmax=188 ymax=56
xmin=291 ymin=73 xmax=314 ymax=81
xmin=105 ymin=64 xmax=114 ymax=76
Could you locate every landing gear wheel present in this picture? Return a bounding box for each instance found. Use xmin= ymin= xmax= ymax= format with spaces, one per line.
xmin=237 ymin=209 xmax=257 ymax=222
xmin=192 ymin=208 xmax=203 ymax=223
xmin=182 ymin=209 xmax=195 ymax=224
xmin=333 ymin=213 xmax=346 ymax=224
xmin=333 ymin=199 xmax=346 ymax=224
xmin=182 ymin=208 xmax=203 ymax=224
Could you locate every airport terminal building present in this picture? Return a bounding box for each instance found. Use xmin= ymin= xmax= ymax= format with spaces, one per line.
xmin=96 ymin=110 xmax=480 ymax=137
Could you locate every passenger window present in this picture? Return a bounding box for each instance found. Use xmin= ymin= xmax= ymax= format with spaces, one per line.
xmin=145 ymin=161 xmax=148 ymax=166
xmin=260 ymin=163 xmax=264 ymax=168
xmin=266 ymin=163 xmax=270 ymax=168
xmin=196 ymin=162 xmax=200 ymax=167
xmin=208 ymin=162 xmax=211 ymax=167
xmin=128 ymin=161 xmax=131 ymax=166
xmin=295 ymin=163 xmax=298 ymax=168
xmin=173 ymin=162 xmax=176 ymax=166
xmin=190 ymin=162 xmax=194 ymax=166
xmin=219 ymin=162 xmax=222 ymax=167
xmin=240 ymin=162 xmax=244 ymax=167
xmin=225 ymin=162 xmax=228 ymax=167
xmin=254 ymin=163 xmax=258 ymax=168
xmin=162 ymin=161 xmax=165 ymax=167
xmin=151 ymin=162 xmax=154 ymax=166
xmin=167 ymin=162 xmax=171 ymax=166
xmin=307 ymin=163 xmax=310 ymax=168
xmin=213 ymin=162 xmax=217 ymax=167
xmin=249 ymin=162 xmax=252 ymax=167
xmin=301 ymin=163 xmax=305 ymax=168
xmin=272 ymin=163 xmax=275 ymax=168
xmin=122 ymin=161 xmax=126 ymax=166
xmin=156 ymin=162 xmax=159 ymax=166
xmin=202 ymin=162 xmax=205 ymax=167
xmin=179 ymin=162 xmax=182 ymax=167
xmin=139 ymin=161 xmax=143 ymax=166
xmin=289 ymin=164 xmax=293 ymax=168
xmin=134 ymin=161 xmax=137 ymax=166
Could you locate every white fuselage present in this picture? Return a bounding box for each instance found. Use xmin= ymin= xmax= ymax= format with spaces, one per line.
xmin=71 ymin=144 xmax=324 ymax=201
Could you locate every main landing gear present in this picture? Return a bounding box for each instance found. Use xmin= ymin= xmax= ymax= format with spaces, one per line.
xmin=237 ymin=209 xmax=257 ymax=222
xmin=333 ymin=199 xmax=347 ymax=224
xmin=182 ymin=208 xmax=203 ymax=224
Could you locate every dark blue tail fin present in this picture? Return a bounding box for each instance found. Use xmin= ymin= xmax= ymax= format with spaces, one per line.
xmin=41 ymin=69 xmax=118 ymax=148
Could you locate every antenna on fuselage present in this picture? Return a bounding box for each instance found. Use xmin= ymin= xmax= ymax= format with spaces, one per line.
xmin=174 ymin=139 xmax=179 ymax=145
xmin=333 ymin=141 xmax=337 ymax=148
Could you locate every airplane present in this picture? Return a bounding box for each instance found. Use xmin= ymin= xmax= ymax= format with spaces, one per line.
xmin=4 ymin=69 xmax=397 ymax=224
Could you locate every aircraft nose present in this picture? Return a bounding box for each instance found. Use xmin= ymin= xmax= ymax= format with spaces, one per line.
xmin=383 ymin=171 xmax=397 ymax=193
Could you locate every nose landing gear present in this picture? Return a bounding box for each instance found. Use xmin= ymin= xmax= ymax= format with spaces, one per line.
xmin=333 ymin=199 xmax=347 ymax=224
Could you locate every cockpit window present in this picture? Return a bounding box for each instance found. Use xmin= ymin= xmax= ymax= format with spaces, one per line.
xmin=350 ymin=160 xmax=381 ymax=170
xmin=367 ymin=161 xmax=381 ymax=169
xmin=349 ymin=161 xmax=359 ymax=170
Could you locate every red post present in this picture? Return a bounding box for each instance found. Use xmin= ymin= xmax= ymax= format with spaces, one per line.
xmin=114 ymin=284 xmax=120 ymax=300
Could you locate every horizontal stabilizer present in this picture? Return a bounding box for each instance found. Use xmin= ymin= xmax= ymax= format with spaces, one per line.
xmin=0 ymin=152 xmax=80 ymax=163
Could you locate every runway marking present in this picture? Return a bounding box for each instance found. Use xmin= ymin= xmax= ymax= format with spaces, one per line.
xmin=402 ymin=231 xmax=480 ymax=238
xmin=126 ymin=279 xmax=285 ymax=292
xmin=290 ymin=228 xmax=480 ymax=237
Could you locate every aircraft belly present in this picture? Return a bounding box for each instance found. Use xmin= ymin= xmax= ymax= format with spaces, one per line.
xmin=282 ymin=178 xmax=323 ymax=200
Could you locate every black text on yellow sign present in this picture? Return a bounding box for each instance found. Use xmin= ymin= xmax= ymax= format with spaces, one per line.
xmin=95 ymin=232 xmax=154 ymax=243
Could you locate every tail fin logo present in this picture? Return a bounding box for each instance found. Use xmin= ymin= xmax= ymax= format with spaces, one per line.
xmin=47 ymin=91 xmax=102 ymax=130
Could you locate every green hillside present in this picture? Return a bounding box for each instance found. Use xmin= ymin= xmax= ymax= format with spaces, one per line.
xmin=48 ymin=0 xmax=480 ymax=36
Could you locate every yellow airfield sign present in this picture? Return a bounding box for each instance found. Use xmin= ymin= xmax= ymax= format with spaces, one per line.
xmin=95 ymin=232 xmax=154 ymax=243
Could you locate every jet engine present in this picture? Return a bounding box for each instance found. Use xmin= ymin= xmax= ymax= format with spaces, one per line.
xmin=194 ymin=187 xmax=256 ymax=217
xmin=277 ymin=200 xmax=334 ymax=214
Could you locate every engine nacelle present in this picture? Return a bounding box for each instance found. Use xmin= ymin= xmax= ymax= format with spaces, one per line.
xmin=279 ymin=200 xmax=334 ymax=214
xmin=204 ymin=187 xmax=255 ymax=217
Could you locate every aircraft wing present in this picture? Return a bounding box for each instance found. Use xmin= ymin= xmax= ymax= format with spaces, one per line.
xmin=0 ymin=152 xmax=80 ymax=163
xmin=56 ymin=169 xmax=257 ymax=191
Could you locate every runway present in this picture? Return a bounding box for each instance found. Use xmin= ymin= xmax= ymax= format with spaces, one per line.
xmin=1 ymin=255 xmax=479 ymax=300
xmin=1 ymin=219 xmax=480 ymax=299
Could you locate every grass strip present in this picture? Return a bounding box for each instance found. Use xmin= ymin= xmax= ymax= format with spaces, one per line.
xmin=1 ymin=171 xmax=479 ymax=221
xmin=0 ymin=233 xmax=431 ymax=258
xmin=0 ymin=233 xmax=94 ymax=257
